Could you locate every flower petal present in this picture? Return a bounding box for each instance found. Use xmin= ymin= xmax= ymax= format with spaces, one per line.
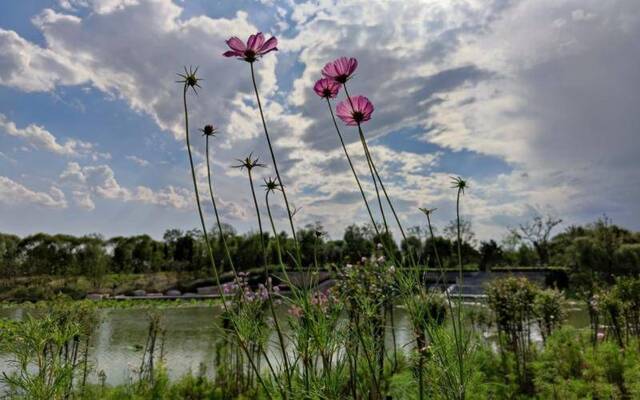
xmin=248 ymin=32 xmax=265 ymax=52
xmin=347 ymin=58 xmax=358 ymax=75
xmin=223 ymin=50 xmax=242 ymax=57
xmin=226 ymin=37 xmax=246 ymax=52
xmin=259 ymin=36 xmax=278 ymax=54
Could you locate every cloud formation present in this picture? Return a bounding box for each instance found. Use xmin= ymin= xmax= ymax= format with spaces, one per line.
xmin=0 ymin=0 xmax=638 ymax=239
xmin=0 ymin=176 xmax=67 ymax=208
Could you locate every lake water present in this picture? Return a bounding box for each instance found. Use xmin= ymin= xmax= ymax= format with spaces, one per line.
xmin=0 ymin=303 xmax=589 ymax=387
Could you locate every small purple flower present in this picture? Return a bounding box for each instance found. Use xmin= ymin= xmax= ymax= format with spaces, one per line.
xmin=223 ymin=32 xmax=278 ymax=63
xmin=313 ymin=78 xmax=341 ymax=99
xmin=322 ymin=57 xmax=358 ymax=83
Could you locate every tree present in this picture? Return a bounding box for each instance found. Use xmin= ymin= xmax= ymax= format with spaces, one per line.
xmin=0 ymin=233 xmax=20 ymax=278
xmin=511 ymin=214 xmax=562 ymax=265
xmin=443 ymin=218 xmax=475 ymax=245
xmin=479 ymin=240 xmax=504 ymax=271
xmin=423 ymin=236 xmax=453 ymax=268
xmin=401 ymin=235 xmax=423 ymax=265
xmin=343 ymin=224 xmax=374 ymax=263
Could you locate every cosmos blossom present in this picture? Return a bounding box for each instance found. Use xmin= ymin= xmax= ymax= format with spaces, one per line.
xmin=336 ymin=95 xmax=374 ymax=126
xmin=313 ymin=78 xmax=341 ymax=99
xmin=223 ymin=32 xmax=278 ymax=62
xmin=321 ymin=57 xmax=358 ymax=83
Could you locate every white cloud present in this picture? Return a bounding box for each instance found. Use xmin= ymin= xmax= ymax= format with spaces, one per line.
xmin=126 ymin=155 xmax=150 ymax=167
xmin=0 ymin=176 xmax=67 ymax=208
xmin=59 ymin=161 xmax=194 ymax=210
xmin=0 ymin=28 xmax=88 ymax=92
xmin=1 ymin=0 xmax=639 ymax=238
xmin=72 ymin=190 xmax=95 ymax=210
xmin=0 ymin=113 xmax=108 ymax=159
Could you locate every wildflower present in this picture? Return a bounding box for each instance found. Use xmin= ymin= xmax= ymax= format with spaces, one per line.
xmin=223 ymin=32 xmax=278 ymax=63
xmin=200 ymin=124 xmax=217 ymax=137
xmin=313 ymin=78 xmax=341 ymax=99
xmin=361 ymin=256 xmax=367 ymax=263
xmin=388 ymin=265 xmax=396 ymax=274
xmin=176 ymin=66 xmax=202 ymax=94
xmin=244 ymin=291 xmax=256 ymax=302
xmin=419 ymin=207 xmax=437 ymax=217
xmin=288 ymin=305 xmax=303 ymax=318
xmin=450 ymin=176 xmax=467 ymax=194
xmin=223 ymin=283 xmax=232 ymax=294
xmin=377 ymin=255 xmax=385 ymax=263
xmin=232 ymin=153 xmax=266 ymax=171
xmin=376 ymin=243 xmax=383 ymax=250
xmin=336 ymin=95 xmax=374 ymax=126
xmin=262 ymin=177 xmax=281 ymax=193
xmin=321 ymin=57 xmax=358 ymax=83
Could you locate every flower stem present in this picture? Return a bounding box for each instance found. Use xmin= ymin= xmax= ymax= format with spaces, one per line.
xmin=325 ymin=98 xmax=381 ymax=238
xmin=205 ymin=136 xmax=238 ymax=276
xmin=423 ymin=210 xmax=461 ymax=382
xmin=342 ymin=83 xmax=389 ymax=237
xmin=326 ymin=97 xmax=405 ymax=272
xmin=246 ymin=170 xmax=292 ymax=395
xmin=265 ymin=190 xmax=298 ymax=298
xmin=343 ymin=83 xmax=420 ymax=268
xmin=455 ymin=186 xmax=465 ymax=399
xmin=250 ymin=62 xmax=302 ymax=269
xmin=182 ymin=84 xmax=271 ymax=399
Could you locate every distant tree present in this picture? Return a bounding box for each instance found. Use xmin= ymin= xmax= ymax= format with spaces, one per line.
xmin=443 ymin=218 xmax=475 ymax=245
xmin=423 ymin=236 xmax=453 ymax=268
xmin=479 ymin=240 xmax=504 ymax=271
xmin=0 ymin=233 xmax=20 ymax=278
xmin=401 ymin=235 xmax=423 ymax=265
xmin=614 ymin=244 xmax=640 ymax=275
xmin=75 ymin=239 xmax=108 ymax=288
xmin=174 ymin=235 xmax=195 ymax=264
xmin=511 ymin=213 xmax=562 ymax=265
xmin=297 ymin=222 xmax=326 ymax=267
xmin=323 ymin=240 xmax=344 ymax=264
xmin=407 ymin=225 xmax=429 ymax=241
xmin=343 ymin=224 xmax=374 ymax=263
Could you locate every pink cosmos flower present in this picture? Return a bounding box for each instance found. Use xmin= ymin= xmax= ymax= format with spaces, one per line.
xmin=321 ymin=57 xmax=358 ymax=83
xmin=288 ymin=305 xmax=303 ymax=318
xmin=336 ymin=95 xmax=374 ymax=126
xmin=223 ymin=32 xmax=278 ymax=62
xmin=313 ymin=78 xmax=341 ymax=99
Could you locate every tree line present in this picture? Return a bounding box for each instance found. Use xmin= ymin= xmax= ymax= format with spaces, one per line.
xmin=0 ymin=216 xmax=638 ymax=281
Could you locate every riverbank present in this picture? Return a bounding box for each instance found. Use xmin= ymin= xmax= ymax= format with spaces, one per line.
xmin=0 ymin=267 xmax=568 ymax=302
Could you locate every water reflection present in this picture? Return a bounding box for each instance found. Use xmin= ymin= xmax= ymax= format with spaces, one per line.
xmin=0 ymin=303 xmax=589 ymax=386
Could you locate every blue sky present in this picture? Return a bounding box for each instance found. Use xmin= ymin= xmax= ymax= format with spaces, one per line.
xmin=1 ymin=0 xmax=639 ymax=241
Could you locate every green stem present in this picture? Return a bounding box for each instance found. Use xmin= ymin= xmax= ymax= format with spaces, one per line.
xmin=325 ymin=98 xmax=381 ymax=238
xmin=344 ymin=84 xmax=419 ymax=268
xmin=205 ymin=136 xmax=238 ymax=276
xmin=250 ymin=62 xmax=302 ymax=269
xmin=247 ymin=170 xmax=292 ymax=395
xmin=325 ymin=97 xmax=402 ymax=270
xmin=455 ymin=187 xmax=465 ymax=399
xmin=424 ymin=210 xmax=462 ymax=396
xmin=182 ymin=85 xmax=271 ymax=399
xmin=342 ymin=84 xmax=389 ymax=236
xmin=265 ymin=191 xmax=297 ymax=298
